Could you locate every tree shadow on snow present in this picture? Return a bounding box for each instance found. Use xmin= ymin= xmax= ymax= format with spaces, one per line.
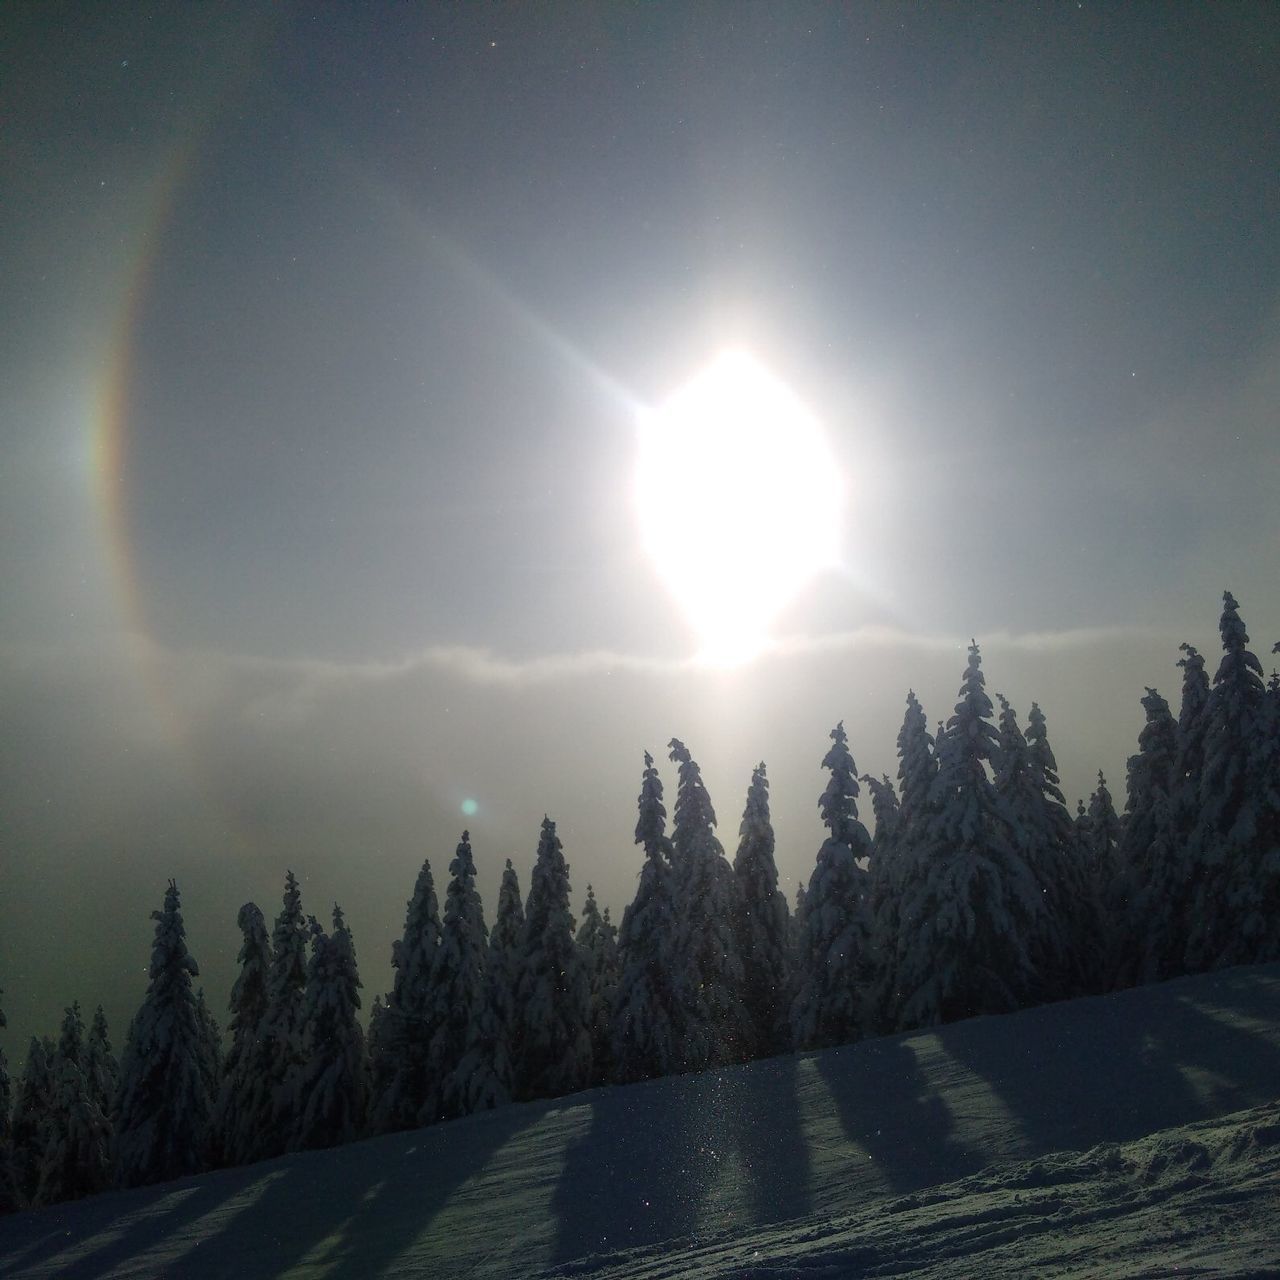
xmin=551 ymin=1055 xmax=813 ymax=1269
xmin=935 ymin=971 xmax=1280 ymax=1164
xmin=816 ymin=1036 xmax=974 ymax=1195
xmin=0 ymin=1167 xmax=250 ymax=1280
xmin=721 ymin=1054 xmax=812 ymax=1227
xmin=549 ymin=1074 xmax=708 ymax=1266
xmin=317 ymin=1104 xmax=538 ymax=1279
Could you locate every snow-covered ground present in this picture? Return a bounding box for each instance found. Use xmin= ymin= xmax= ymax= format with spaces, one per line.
xmin=3 ymin=963 xmax=1278 ymax=1279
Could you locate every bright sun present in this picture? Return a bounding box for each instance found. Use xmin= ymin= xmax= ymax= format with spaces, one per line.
xmin=635 ymin=351 xmax=844 ymax=666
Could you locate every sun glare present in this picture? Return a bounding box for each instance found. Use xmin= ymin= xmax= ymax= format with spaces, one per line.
xmin=636 ymin=351 xmax=844 ymax=666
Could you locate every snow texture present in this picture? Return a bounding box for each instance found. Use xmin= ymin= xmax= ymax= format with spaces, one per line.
xmin=3 ymin=962 xmax=1279 ymax=1278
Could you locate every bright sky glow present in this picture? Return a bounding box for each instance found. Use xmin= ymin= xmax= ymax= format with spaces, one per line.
xmin=636 ymin=351 xmax=844 ymax=666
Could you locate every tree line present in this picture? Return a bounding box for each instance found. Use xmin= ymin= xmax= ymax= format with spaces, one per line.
xmin=1 ymin=589 xmax=1276 ymax=1209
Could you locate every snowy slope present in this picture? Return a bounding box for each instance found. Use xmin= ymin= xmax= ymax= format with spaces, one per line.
xmin=2 ymin=963 xmax=1278 ymax=1279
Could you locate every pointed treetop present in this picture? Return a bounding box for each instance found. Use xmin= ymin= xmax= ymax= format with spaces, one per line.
xmin=818 ymin=720 xmax=863 ymax=844
xmin=669 ymin=737 xmax=718 ymax=835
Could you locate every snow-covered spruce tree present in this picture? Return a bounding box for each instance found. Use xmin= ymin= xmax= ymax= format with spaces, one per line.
xmin=1080 ymin=771 xmax=1122 ymax=990
xmin=1022 ymin=701 xmax=1097 ymax=1000
xmin=611 ymin=752 xmax=682 ymax=1083
xmin=515 ymin=817 xmax=592 ymax=1099
xmin=897 ymin=691 xmax=938 ymax=837
xmin=214 ymin=902 xmax=272 ymax=1167
xmin=668 ymin=738 xmax=747 ymax=1069
xmin=861 ymin=771 xmax=900 ymax=1035
xmin=84 ymin=1006 xmax=118 ymax=1123
xmin=427 ymin=832 xmax=489 ymax=1122
xmin=195 ymin=989 xmax=223 ymax=1111
xmin=10 ymin=1036 xmax=55 ymax=1204
xmin=791 ymin=884 xmax=807 ymax=955
xmin=872 ymin=692 xmax=937 ymax=1031
xmin=1186 ymin=592 xmax=1279 ymax=970
xmin=992 ymin=696 xmax=1072 ymax=1004
xmin=290 ymin=905 xmax=367 ymax=1150
xmin=115 ymin=880 xmax=217 ymax=1188
xmin=791 ymin=722 xmax=873 ymax=1050
xmin=1141 ymin=643 xmax=1211 ymax=981
xmin=576 ymin=885 xmax=621 ymax=1083
xmin=370 ymin=854 xmax=443 ymax=1134
xmin=1113 ymin=688 xmax=1178 ymax=989
xmin=732 ymin=763 xmax=793 ymax=1059
xmin=892 ymin=644 xmax=1041 ymax=1030
xmin=445 ymin=859 xmax=524 ymax=1115
xmin=36 ymin=1002 xmax=112 ymax=1205
xmin=256 ymin=870 xmax=311 ymax=1159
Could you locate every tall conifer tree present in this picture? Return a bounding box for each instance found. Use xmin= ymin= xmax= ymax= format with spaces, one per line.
xmin=36 ymin=1003 xmax=112 ymax=1204
xmin=371 ymin=855 xmax=443 ymax=1133
xmin=892 ymin=644 xmax=1040 ymax=1029
xmin=291 ymin=906 xmax=367 ymax=1150
xmin=1186 ymin=593 xmax=1278 ymax=969
xmin=427 ymin=832 xmax=489 ymax=1121
xmin=576 ymin=885 xmax=621 ymax=1084
xmin=1023 ymin=701 xmax=1095 ymax=998
xmin=259 ymin=871 xmax=310 ymax=1157
xmin=516 ymin=818 xmax=592 ymax=1099
xmin=993 ymin=696 xmax=1072 ymax=1003
xmin=668 ymin=738 xmax=746 ymax=1069
xmin=84 ymin=1006 xmax=118 ymax=1123
xmin=10 ymin=1037 xmax=54 ymax=1204
xmin=611 ymin=753 xmax=681 ymax=1082
xmin=873 ymin=693 xmax=936 ymax=1030
xmin=215 ymin=902 xmax=273 ymax=1167
xmin=732 ymin=763 xmax=793 ymax=1058
xmin=1115 ymin=689 xmax=1178 ymax=988
xmin=115 ymin=881 xmax=216 ymax=1187
xmin=447 ymin=860 xmax=523 ymax=1115
xmin=791 ymin=722 xmax=873 ymax=1049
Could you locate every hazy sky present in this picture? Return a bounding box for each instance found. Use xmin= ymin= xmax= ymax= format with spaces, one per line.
xmin=2 ymin=3 xmax=1278 ymax=1062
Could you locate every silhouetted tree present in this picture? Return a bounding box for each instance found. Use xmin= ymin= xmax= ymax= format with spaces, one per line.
xmin=447 ymin=860 xmax=523 ymax=1114
xmin=733 ymin=763 xmax=793 ymax=1058
xmin=892 ymin=644 xmax=1040 ymax=1029
xmin=576 ymin=885 xmax=621 ymax=1083
xmin=10 ymin=1036 xmax=54 ymax=1204
xmin=668 ymin=738 xmax=746 ymax=1068
xmin=611 ymin=753 xmax=681 ymax=1082
xmin=259 ymin=871 xmax=310 ymax=1157
xmin=516 ymin=818 xmax=592 ymax=1099
xmin=427 ymin=832 xmax=489 ymax=1121
xmin=291 ymin=906 xmax=367 ymax=1149
xmin=215 ymin=903 xmax=272 ymax=1167
xmin=1186 ymin=592 xmax=1278 ymax=969
xmin=371 ymin=854 xmax=443 ymax=1133
xmin=36 ymin=1003 xmax=112 ymax=1204
xmin=115 ymin=881 xmax=216 ymax=1187
xmin=1115 ymin=688 xmax=1177 ymax=989
xmin=792 ymin=721 xmax=873 ymax=1048
xmin=993 ymin=696 xmax=1073 ymax=1003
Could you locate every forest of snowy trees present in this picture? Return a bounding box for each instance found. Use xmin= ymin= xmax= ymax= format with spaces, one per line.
xmin=1 ymin=590 xmax=1277 ymax=1211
